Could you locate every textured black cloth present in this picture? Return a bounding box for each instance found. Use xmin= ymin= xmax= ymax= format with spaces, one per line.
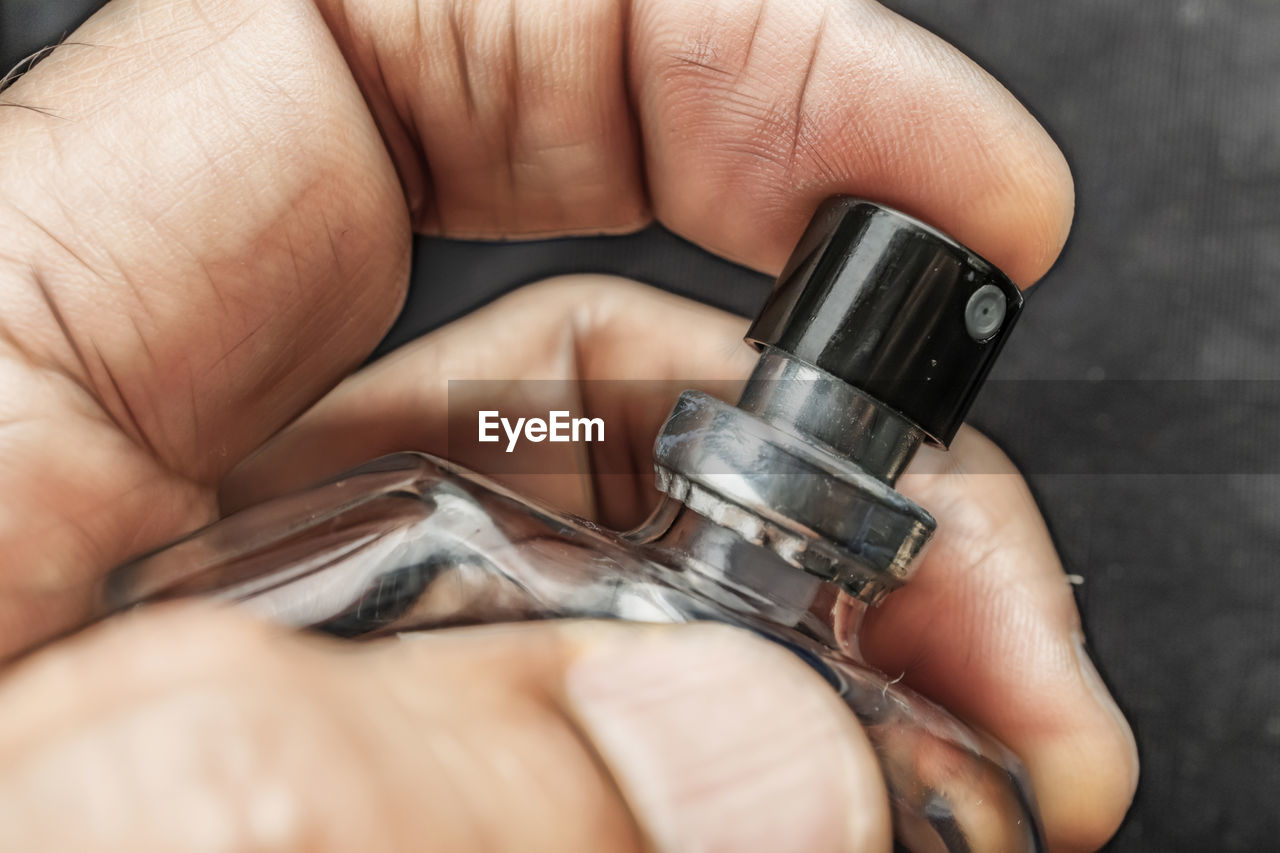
xmin=5 ymin=2 xmax=1279 ymax=850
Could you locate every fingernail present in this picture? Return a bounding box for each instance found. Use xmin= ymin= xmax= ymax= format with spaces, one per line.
xmin=564 ymin=625 xmax=888 ymax=853
xmin=1072 ymin=631 xmax=1140 ymax=796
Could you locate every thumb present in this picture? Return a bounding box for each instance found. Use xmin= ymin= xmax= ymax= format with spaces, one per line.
xmin=0 ymin=608 xmax=890 ymax=852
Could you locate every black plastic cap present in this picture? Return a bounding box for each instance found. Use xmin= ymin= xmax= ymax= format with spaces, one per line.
xmin=746 ymin=198 xmax=1023 ymax=447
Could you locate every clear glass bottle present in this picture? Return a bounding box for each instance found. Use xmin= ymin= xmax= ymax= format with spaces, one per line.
xmin=97 ymin=199 xmax=1043 ymax=853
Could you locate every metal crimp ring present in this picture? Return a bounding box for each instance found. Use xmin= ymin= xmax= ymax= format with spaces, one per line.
xmin=653 ymin=391 xmax=935 ymax=604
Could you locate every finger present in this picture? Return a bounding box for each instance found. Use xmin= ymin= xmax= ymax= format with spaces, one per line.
xmin=224 ymin=276 xmax=759 ymax=526
xmin=0 ymin=607 xmax=891 ymax=852
xmin=631 ymin=0 xmax=1073 ymax=284
xmin=321 ymin=0 xmax=1072 ymax=283
xmin=861 ymin=428 xmax=1139 ymax=852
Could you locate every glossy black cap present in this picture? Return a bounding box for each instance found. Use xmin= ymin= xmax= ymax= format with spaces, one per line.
xmin=746 ymin=198 xmax=1023 ymax=446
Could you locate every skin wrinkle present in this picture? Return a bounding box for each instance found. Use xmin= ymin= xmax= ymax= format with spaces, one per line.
xmin=399 ymin=30 xmax=443 ymax=231
xmin=615 ymin=0 xmax=649 ymax=216
xmin=96 ymin=244 xmax=162 ymax=333
xmin=548 ymin=705 xmax=654 ymax=851
xmin=563 ymin=309 xmax=601 ymax=522
xmin=442 ymin=4 xmax=476 ymax=122
xmin=25 ymin=267 xmax=158 ymax=460
xmin=738 ymin=2 xmax=768 ymax=75
xmin=0 ymin=325 xmax=43 ymax=376
xmin=502 ymin=0 xmax=522 ymax=211
xmin=0 ymin=337 xmax=117 ymax=446
xmin=1 ymin=267 xmax=96 ymax=409
xmin=95 ymin=346 xmax=158 ymax=465
xmin=330 ymin=3 xmax=438 ymax=229
xmin=323 ymin=0 xmax=646 ymax=237
xmin=788 ymin=4 xmax=830 ymax=168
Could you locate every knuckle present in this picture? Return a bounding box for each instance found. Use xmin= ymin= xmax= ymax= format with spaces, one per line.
xmin=397 ymin=0 xmax=642 ymax=233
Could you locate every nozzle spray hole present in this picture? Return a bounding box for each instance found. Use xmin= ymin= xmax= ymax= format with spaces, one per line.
xmin=964 ymin=285 xmax=1007 ymax=342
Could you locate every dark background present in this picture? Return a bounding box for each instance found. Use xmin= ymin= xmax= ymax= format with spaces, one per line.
xmin=4 ymin=1 xmax=1278 ymax=849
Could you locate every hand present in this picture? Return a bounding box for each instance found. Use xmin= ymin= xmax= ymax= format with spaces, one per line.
xmin=0 ymin=1 xmax=1136 ymax=850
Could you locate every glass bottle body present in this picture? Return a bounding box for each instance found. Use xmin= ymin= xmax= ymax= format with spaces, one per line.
xmin=105 ymin=452 xmax=1044 ymax=853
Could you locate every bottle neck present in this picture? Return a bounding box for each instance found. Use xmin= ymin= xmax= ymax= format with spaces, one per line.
xmin=628 ymin=497 xmax=861 ymax=652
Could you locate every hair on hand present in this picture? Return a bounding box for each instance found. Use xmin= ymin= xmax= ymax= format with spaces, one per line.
xmin=1 ymin=40 xmax=94 ymax=117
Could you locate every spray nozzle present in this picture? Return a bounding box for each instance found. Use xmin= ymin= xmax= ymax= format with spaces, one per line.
xmin=654 ymin=198 xmax=1024 ymax=602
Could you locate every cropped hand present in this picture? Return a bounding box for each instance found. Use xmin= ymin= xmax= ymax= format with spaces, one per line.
xmin=0 ymin=1 xmax=1135 ymax=850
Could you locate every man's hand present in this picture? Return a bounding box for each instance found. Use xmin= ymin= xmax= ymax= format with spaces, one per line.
xmin=0 ymin=0 xmax=1135 ymax=850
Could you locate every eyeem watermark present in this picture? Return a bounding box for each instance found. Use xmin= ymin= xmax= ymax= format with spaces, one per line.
xmin=478 ymin=410 xmax=605 ymax=453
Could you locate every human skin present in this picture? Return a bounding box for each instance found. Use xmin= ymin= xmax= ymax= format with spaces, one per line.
xmin=0 ymin=1 xmax=1136 ymax=850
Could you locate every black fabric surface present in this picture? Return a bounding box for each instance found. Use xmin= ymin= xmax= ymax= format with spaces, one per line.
xmin=5 ymin=2 xmax=1279 ymax=850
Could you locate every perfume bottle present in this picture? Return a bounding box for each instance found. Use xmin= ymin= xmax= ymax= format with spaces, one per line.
xmin=99 ymin=199 xmax=1042 ymax=852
